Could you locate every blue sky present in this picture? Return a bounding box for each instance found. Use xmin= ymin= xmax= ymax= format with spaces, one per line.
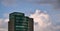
xmin=0 ymin=0 xmax=60 ymax=31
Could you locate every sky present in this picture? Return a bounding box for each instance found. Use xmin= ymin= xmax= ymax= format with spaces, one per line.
xmin=0 ymin=0 xmax=60 ymax=31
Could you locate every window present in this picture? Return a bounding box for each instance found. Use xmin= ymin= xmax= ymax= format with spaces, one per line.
xmin=15 ymin=16 xmax=24 ymax=20
xmin=16 ymin=29 xmax=26 ymax=31
xmin=16 ymin=26 xmax=24 ymax=27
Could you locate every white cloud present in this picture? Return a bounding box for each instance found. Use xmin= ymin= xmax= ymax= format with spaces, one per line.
xmin=0 ymin=18 xmax=8 ymax=31
xmin=30 ymin=9 xmax=51 ymax=31
xmin=4 ymin=19 xmax=9 ymax=23
xmin=2 ymin=13 xmax=9 ymax=22
xmin=30 ymin=9 xmax=60 ymax=31
xmin=0 ymin=18 xmax=8 ymax=25
xmin=0 ymin=19 xmax=3 ymax=26
xmin=0 ymin=13 xmax=9 ymax=31
xmin=0 ymin=28 xmax=8 ymax=31
xmin=30 ymin=9 xmax=50 ymax=27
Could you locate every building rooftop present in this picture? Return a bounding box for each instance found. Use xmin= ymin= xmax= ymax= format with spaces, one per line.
xmin=9 ymin=12 xmax=24 ymax=16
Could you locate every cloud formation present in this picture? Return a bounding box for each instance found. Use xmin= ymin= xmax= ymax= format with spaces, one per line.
xmin=4 ymin=19 xmax=9 ymax=23
xmin=0 ymin=18 xmax=8 ymax=31
xmin=0 ymin=13 xmax=9 ymax=31
xmin=30 ymin=10 xmax=50 ymax=27
xmin=0 ymin=19 xmax=3 ymax=26
xmin=30 ymin=9 xmax=60 ymax=31
xmin=0 ymin=28 xmax=8 ymax=31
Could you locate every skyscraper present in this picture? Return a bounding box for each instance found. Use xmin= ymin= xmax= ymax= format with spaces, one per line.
xmin=8 ymin=12 xmax=34 ymax=31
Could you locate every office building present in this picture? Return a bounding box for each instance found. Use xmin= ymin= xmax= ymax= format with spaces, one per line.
xmin=25 ymin=17 xmax=34 ymax=31
xmin=8 ymin=12 xmax=34 ymax=31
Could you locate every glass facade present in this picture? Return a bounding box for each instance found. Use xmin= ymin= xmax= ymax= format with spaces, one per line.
xmin=14 ymin=14 xmax=28 ymax=31
xmin=8 ymin=12 xmax=33 ymax=31
xmin=14 ymin=13 xmax=28 ymax=31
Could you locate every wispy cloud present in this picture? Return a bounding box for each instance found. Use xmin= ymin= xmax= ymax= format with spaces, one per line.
xmin=1 ymin=0 xmax=17 ymax=7
xmin=1 ymin=0 xmax=60 ymax=9
xmin=1 ymin=0 xmax=32 ymax=7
